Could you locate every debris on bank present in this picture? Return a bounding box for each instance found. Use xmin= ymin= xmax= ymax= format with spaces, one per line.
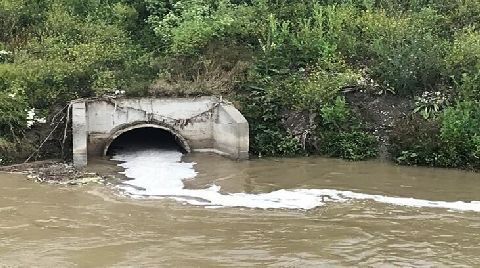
xmin=0 ymin=160 xmax=106 ymax=185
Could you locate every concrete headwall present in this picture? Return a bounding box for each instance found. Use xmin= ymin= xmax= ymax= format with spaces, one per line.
xmin=72 ymin=102 xmax=88 ymax=167
xmin=213 ymin=104 xmax=249 ymax=159
xmin=71 ymin=97 xmax=249 ymax=167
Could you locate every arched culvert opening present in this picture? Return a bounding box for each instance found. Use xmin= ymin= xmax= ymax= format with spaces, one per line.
xmin=105 ymin=126 xmax=190 ymax=156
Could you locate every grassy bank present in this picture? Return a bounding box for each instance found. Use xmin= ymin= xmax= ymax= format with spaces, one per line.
xmin=1 ymin=0 xmax=479 ymax=170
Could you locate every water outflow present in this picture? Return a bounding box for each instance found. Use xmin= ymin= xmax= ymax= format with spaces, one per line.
xmin=112 ymin=148 xmax=480 ymax=212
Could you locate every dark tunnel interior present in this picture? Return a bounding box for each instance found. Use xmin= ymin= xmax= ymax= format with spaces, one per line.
xmin=106 ymin=127 xmax=186 ymax=156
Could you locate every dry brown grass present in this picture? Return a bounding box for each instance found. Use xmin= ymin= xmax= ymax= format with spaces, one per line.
xmin=148 ymin=42 xmax=253 ymax=97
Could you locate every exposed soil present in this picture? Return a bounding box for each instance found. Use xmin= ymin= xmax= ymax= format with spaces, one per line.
xmin=280 ymin=91 xmax=414 ymax=158
xmin=345 ymin=91 xmax=414 ymax=158
xmin=345 ymin=91 xmax=413 ymax=133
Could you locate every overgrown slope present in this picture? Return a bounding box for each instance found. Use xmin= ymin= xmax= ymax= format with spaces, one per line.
xmin=1 ymin=0 xmax=479 ymax=170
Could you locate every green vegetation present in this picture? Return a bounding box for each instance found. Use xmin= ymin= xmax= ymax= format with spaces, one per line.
xmin=316 ymin=97 xmax=378 ymax=160
xmin=1 ymin=0 xmax=480 ymax=169
xmin=391 ymin=101 xmax=480 ymax=170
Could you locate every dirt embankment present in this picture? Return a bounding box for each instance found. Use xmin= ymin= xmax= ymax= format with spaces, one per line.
xmin=345 ymin=91 xmax=414 ymax=158
xmin=280 ymin=91 xmax=413 ymax=158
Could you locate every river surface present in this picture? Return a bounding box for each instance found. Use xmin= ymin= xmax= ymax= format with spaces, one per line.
xmin=1 ymin=147 xmax=480 ymax=267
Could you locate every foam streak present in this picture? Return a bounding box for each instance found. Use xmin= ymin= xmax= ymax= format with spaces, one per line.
xmin=112 ymin=149 xmax=480 ymax=212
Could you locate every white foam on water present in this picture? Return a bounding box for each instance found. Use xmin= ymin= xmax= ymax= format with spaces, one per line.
xmin=112 ymin=149 xmax=480 ymax=212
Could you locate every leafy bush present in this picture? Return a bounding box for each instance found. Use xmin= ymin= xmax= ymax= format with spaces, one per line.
xmin=1 ymin=0 xmax=153 ymax=110
xmin=314 ymin=97 xmax=378 ymax=160
xmin=250 ymin=126 xmax=302 ymax=157
xmin=446 ymin=27 xmax=480 ymax=101
xmin=0 ymin=137 xmax=35 ymax=165
xmin=147 ymin=0 xmax=258 ymax=55
xmin=320 ymin=96 xmax=350 ymax=127
xmin=241 ymin=80 xmax=377 ymax=159
xmin=318 ymin=130 xmax=378 ymax=160
xmin=0 ymin=0 xmax=47 ymax=46
xmin=257 ymin=4 xmax=357 ymax=73
xmin=239 ymin=83 xmax=302 ymax=157
xmin=252 ymin=65 xmax=358 ymax=112
xmin=357 ymin=8 xmax=447 ymax=95
xmin=390 ymin=116 xmax=444 ymax=166
xmin=433 ymin=0 xmax=480 ymax=32
xmin=0 ymin=91 xmax=28 ymax=140
xmin=390 ymin=102 xmax=480 ymax=169
xmin=413 ymin=91 xmax=449 ymax=119
xmin=439 ymin=101 xmax=480 ymax=168
xmin=0 ymin=137 xmax=18 ymax=165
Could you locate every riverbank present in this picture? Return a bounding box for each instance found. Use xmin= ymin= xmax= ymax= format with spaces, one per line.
xmin=1 ymin=0 xmax=480 ymax=171
xmin=0 ymin=159 xmax=114 ymax=185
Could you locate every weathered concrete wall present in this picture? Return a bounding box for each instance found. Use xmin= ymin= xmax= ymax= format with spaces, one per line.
xmin=72 ymin=97 xmax=249 ymax=167
xmin=213 ymin=104 xmax=249 ymax=159
xmin=72 ymin=102 xmax=88 ymax=167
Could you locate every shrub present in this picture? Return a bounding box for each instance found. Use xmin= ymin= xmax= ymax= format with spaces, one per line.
xmin=0 ymin=137 xmax=35 ymax=165
xmin=257 ymin=4 xmax=357 ymax=73
xmin=241 ymin=77 xmax=378 ymax=159
xmin=239 ymin=82 xmax=302 ymax=157
xmin=318 ymin=130 xmax=378 ymax=160
xmin=413 ymin=91 xmax=449 ymax=119
xmin=446 ymin=27 xmax=480 ymax=101
xmin=250 ymin=126 xmax=302 ymax=157
xmin=436 ymin=0 xmax=480 ymax=32
xmin=1 ymin=1 xmax=153 ymax=109
xmin=390 ymin=116 xmax=444 ymax=166
xmin=390 ymin=102 xmax=480 ymax=169
xmin=357 ymin=8 xmax=447 ymax=95
xmin=320 ymin=96 xmax=350 ymax=128
xmin=0 ymin=91 xmax=29 ymax=140
xmin=147 ymin=0 xmax=258 ymax=55
xmin=0 ymin=138 xmax=17 ymax=165
xmin=439 ymin=101 xmax=480 ymax=168
xmin=0 ymin=0 xmax=47 ymax=46
xmin=314 ymin=97 xmax=378 ymax=160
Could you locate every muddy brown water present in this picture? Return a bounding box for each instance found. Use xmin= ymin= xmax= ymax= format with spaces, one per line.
xmin=1 ymin=153 xmax=480 ymax=267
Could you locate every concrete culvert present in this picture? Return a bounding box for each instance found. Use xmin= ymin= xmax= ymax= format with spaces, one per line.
xmin=71 ymin=97 xmax=249 ymax=167
xmin=105 ymin=127 xmax=190 ymax=156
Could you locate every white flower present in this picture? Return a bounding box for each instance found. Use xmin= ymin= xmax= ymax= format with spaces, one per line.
xmin=26 ymin=108 xmax=35 ymax=120
xmin=26 ymin=108 xmax=36 ymax=127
